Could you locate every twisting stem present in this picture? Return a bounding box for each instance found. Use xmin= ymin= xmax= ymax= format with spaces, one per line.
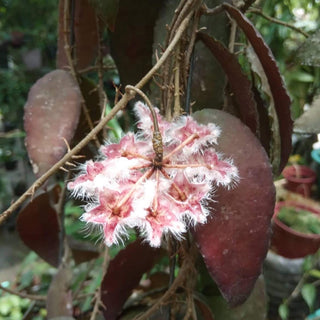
xmin=125 ymin=86 xmax=160 ymax=133
xmin=0 ymin=8 xmax=191 ymax=226
xmin=90 ymin=248 xmax=110 ymax=320
xmin=240 ymin=0 xmax=256 ymax=13
xmin=77 ymin=65 xmax=117 ymax=74
xmin=0 ymin=284 xmax=46 ymax=302
xmin=228 ymin=20 xmax=237 ymax=53
xmin=173 ymin=42 xmax=181 ymax=118
xmin=200 ymin=3 xmax=223 ymax=15
xmin=125 ymin=86 xmax=163 ymax=163
xmin=136 ymin=12 xmax=193 ymax=91
xmin=184 ymin=7 xmax=200 ymax=89
xmin=134 ymin=257 xmax=189 ymax=320
xmin=57 ymin=172 xmax=71 ymax=263
xmin=185 ymin=49 xmax=195 ymax=115
xmin=248 ymin=8 xmax=309 ymax=38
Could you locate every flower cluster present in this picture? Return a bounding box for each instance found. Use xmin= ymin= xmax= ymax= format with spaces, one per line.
xmin=68 ymin=102 xmax=239 ymax=247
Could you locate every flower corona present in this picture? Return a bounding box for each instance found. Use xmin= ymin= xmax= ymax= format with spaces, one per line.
xmin=68 ymin=102 xmax=239 ymax=247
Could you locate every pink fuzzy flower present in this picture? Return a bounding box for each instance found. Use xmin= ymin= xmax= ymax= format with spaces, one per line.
xmin=68 ymin=102 xmax=239 ymax=247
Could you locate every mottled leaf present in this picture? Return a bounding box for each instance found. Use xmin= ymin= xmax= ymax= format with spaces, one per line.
xmin=297 ymin=30 xmax=320 ymax=67
xmin=47 ymin=263 xmax=73 ymax=318
xmin=193 ymin=109 xmax=275 ymax=306
xmin=57 ymin=0 xmax=100 ymax=69
xmin=198 ymin=32 xmax=258 ymax=135
xmin=24 ymin=70 xmax=81 ymax=177
xmin=110 ymin=0 xmax=164 ymax=86
xmin=17 ymin=185 xmax=61 ymax=267
xmin=89 ymin=0 xmax=119 ymax=31
xmin=294 ymin=95 xmax=320 ymax=134
xmin=101 ymin=240 xmax=162 ymax=320
xmin=223 ymin=3 xmax=292 ymax=174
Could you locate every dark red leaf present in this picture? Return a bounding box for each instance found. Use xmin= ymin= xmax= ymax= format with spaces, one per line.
xmin=110 ymin=0 xmax=164 ymax=86
xmin=193 ymin=109 xmax=275 ymax=306
xmin=57 ymin=0 xmax=99 ymax=69
xmin=198 ymin=32 xmax=258 ymax=135
xmin=222 ymin=3 xmax=292 ymax=173
xmin=17 ymin=186 xmax=61 ymax=267
xmin=24 ymin=70 xmax=82 ymax=177
xmin=101 ymin=240 xmax=162 ymax=320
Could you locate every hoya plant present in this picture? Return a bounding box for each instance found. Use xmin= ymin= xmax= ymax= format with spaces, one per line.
xmin=0 ymin=0 xmax=295 ymax=319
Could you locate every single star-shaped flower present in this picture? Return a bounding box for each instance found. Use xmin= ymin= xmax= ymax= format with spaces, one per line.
xmin=68 ymin=102 xmax=239 ymax=247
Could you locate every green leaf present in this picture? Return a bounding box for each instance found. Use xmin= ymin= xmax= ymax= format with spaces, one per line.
xmin=105 ymin=104 xmax=123 ymax=140
xmin=309 ymin=269 xmax=320 ymax=278
xmin=303 ymin=255 xmax=314 ymax=271
xmin=286 ymin=71 xmax=314 ymax=82
xmin=301 ymin=283 xmax=316 ymax=311
xmin=278 ymin=303 xmax=289 ymax=320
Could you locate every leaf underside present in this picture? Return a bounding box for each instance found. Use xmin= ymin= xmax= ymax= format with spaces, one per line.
xmin=193 ymin=109 xmax=275 ymax=306
xmin=24 ymin=69 xmax=81 ymax=177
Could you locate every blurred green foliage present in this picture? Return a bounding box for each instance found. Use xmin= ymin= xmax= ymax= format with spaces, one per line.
xmin=250 ymin=0 xmax=320 ymax=119
xmin=0 ymin=0 xmax=58 ymax=128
